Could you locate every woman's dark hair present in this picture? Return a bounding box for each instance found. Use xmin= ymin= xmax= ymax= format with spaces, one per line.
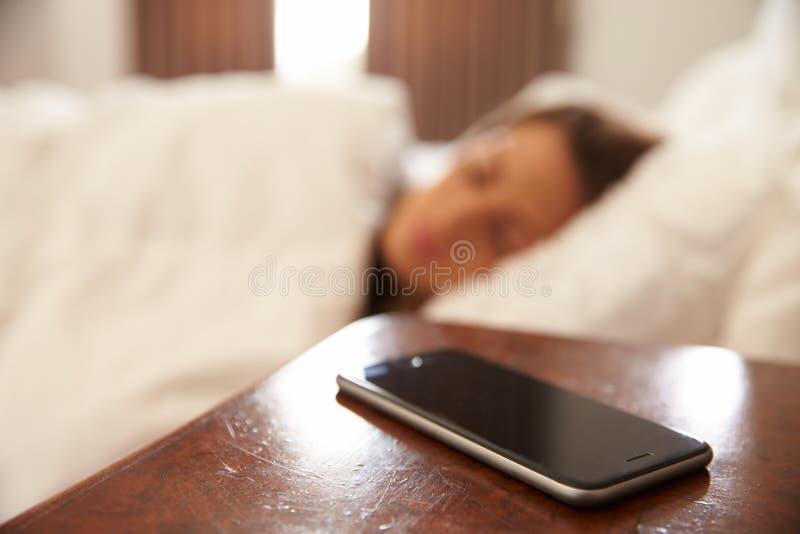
xmin=519 ymin=106 xmax=660 ymax=202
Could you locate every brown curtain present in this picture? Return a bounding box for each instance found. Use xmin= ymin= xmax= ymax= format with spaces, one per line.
xmin=135 ymin=0 xmax=274 ymax=78
xmin=368 ymin=0 xmax=567 ymax=140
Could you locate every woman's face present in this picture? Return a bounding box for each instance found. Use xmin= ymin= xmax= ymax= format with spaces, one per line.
xmin=380 ymin=120 xmax=585 ymax=295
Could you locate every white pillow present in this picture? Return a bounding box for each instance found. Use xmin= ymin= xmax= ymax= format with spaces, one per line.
xmin=718 ymin=162 xmax=800 ymax=364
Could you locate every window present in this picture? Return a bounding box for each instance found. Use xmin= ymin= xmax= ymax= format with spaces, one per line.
xmin=274 ymin=0 xmax=370 ymax=84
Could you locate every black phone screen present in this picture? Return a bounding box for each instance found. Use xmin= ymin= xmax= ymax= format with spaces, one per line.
xmin=360 ymin=349 xmax=709 ymax=489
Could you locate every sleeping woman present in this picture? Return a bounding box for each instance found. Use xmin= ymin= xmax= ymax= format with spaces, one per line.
xmin=372 ymin=106 xmax=658 ymax=312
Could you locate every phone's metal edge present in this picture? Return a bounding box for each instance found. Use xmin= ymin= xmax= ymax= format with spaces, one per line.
xmin=337 ymin=374 xmax=712 ymax=507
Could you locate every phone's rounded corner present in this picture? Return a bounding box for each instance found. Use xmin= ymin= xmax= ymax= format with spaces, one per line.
xmin=335 ymin=374 xmax=348 ymax=389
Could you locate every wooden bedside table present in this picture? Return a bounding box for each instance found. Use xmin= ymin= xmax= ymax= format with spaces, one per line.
xmin=3 ymin=314 xmax=798 ymax=532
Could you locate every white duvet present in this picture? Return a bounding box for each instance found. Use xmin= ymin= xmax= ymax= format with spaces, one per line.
xmin=0 ymin=75 xmax=409 ymax=519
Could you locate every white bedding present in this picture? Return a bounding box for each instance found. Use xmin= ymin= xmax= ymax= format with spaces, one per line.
xmin=0 ymin=74 xmax=410 ymax=519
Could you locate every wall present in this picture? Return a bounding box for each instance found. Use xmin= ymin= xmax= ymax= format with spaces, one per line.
xmin=568 ymin=0 xmax=762 ymax=107
xmin=0 ymin=0 xmax=132 ymax=87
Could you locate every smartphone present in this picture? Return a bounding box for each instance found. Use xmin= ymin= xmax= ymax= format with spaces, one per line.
xmin=337 ymin=349 xmax=712 ymax=507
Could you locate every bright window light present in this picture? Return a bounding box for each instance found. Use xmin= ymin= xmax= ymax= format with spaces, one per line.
xmin=275 ymin=0 xmax=370 ymax=84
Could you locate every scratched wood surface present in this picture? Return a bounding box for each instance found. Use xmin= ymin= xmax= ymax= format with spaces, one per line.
xmin=3 ymin=314 xmax=799 ymax=533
